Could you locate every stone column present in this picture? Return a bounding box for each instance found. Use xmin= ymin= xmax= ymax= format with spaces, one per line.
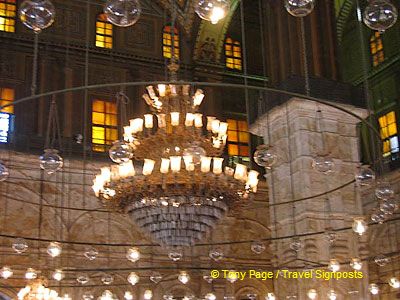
xmin=250 ymin=98 xmax=370 ymax=300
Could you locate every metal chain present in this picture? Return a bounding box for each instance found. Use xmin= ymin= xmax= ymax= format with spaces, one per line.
xmin=31 ymin=33 xmax=39 ymax=96
xmin=300 ymin=18 xmax=310 ymax=97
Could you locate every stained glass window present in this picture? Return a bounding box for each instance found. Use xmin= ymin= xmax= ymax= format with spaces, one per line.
xmin=370 ymin=32 xmax=384 ymax=67
xmin=0 ymin=87 xmax=14 ymax=143
xmin=96 ymin=14 xmax=113 ymax=49
xmin=92 ymin=99 xmax=118 ymax=152
xmin=163 ymin=25 xmax=180 ymax=59
xmin=225 ymin=38 xmax=242 ymax=70
xmin=378 ymin=111 xmax=399 ymax=157
xmin=227 ymin=119 xmax=249 ymax=165
xmin=0 ymin=0 xmax=16 ymax=33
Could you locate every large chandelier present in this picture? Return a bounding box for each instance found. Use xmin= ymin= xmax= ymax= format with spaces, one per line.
xmin=92 ymin=83 xmax=259 ymax=247
xmin=17 ymin=279 xmax=60 ymax=300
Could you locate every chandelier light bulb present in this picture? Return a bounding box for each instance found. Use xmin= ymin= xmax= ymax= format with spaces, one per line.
xmin=100 ymin=290 xmax=114 ymax=300
xmin=0 ymin=266 xmax=13 ymax=279
xmin=149 ymin=272 xmax=162 ymax=283
xmin=328 ymin=259 xmax=340 ymax=272
xmin=12 ymin=238 xmax=29 ymax=254
xmin=25 ymin=268 xmax=37 ymax=280
xmin=82 ymin=292 xmax=94 ymax=300
xmin=0 ymin=162 xmax=9 ymax=182
xmin=205 ymin=293 xmax=216 ymax=300
xmin=126 ymin=247 xmax=140 ymax=262
xmin=363 ymin=0 xmax=398 ymax=32
xmin=168 ymin=249 xmax=183 ymax=261
xmin=77 ymin=274 xmax=90 ymax=285
xmin=39 ymin=149 xmax=63 ymax=174
xmin=101 ymin=274 xmax=114 ymax=285
xmin=369 ymin=283 xmax=380 ymax=295
xmin=84 ymin=247 xmax=99 ymax=260
xmin=178 ymin=271 xmax=190 ymax=284
xmin=127 ymin=272 xmax=139 ymax=286
xmin=307 ymin=289 xmax=318 ymax=300
xmin=124 ymin=292 xmax=133 ymax=300
xmin=52 ymin=269 xmax=65 ymax=281
xmin=265 ymin=293 xmax=276 ymax=300
xmin=352 ymin=217 xmax=368 ymax=235
xmin=209 ymin=248 xmax=224 ymax=261
xmin=327 ymin=289 xmax=337 ymax=300
xmin=285 ymin=0 xmax=315 ymax=17
xmin=350 ymin=258 xmax=363 ymax=270
xmin=47 ymin=242 xmax=62 ymax=257
xmin=19 ymin=0 xmax=56 ymax=33
xmin=195 ymin=0 xmax=229 ymax=24
xmin=144 ymin=290 xmax=153 ymax=300
xmin=226 ymin=270 xmax=238 ymax=283
xmin=389 ymin=277 xmax=400 ymax=289
xmin=183 ymin=142 xmax=206 ymax=165
xmin=104 ymin=0 xmax=141 ymax=27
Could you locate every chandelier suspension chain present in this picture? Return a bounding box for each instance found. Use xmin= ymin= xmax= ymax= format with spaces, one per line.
xmin=30 ymin=33 xmax=39 ymax=96
xmin=300 ymin=18 xmax=310 ymax=97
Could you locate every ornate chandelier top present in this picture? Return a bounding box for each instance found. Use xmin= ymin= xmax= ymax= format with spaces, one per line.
xmin=92 ymin=83 xmax=259 ymax=247
xmin=17 ymin=279 xmax=60 ymax=300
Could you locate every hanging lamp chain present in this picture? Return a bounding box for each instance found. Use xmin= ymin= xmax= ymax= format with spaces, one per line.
xmin=44 ymin=96 xmax=62 ymax=150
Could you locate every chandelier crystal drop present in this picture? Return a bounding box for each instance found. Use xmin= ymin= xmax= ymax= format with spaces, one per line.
xmin=312 ymin=156 xmax=334 ymax=174
xmin=363 ymin=0 xmax=398 ymax=32
xmin=389 ymin=277 xmax=400 ymax=289
xmin=126 ymin=247 xmax=140 ymax=262
xmin=127 ymin=272 xmax=139 ymax=285
xmin=17 ymin=279 xmax=59 ymax=300
xmin=290 ymin=237 xmax=303 ymax=252
xmin=0 ymin=266 xmax=13 ymax=279
xmin=104 ymin=0 xmax=141 ymax=27
xmin=178 ymin=271 xmax=190 ymax=284
xmin=39 ymin=149 xmax=63 ymax=174
xmin=25 ymin=268 xmax=38 ymax=280
xmin=76 ymin=274 xmax=90 ymax=285
xmin=149 ymin=272 xmax=162 ymax=283
xmin=109 ymin=141 xmax=134 ymax=164
xmin=374 ymin=254 xmax=390 ymax=266
xmin=168 ymin=248 xmax=183 ymax=261
xmin=226 ymin=270 xmax=238 ymax=283
xmin=84 ymin=247 xmax=99 ymax=260
xmin=352 ymin=217 xmax=368 ymax=236
xmin=205 ymin=293 xmax=216 ymax=300
xmin=369 ymin=283 xmax=380 ymax=295
xmin=144 ymin=290 xmax=153 ymax=300
xmin=350 ymin=258 xmax=363 ymax=270
xmin=101 ymin=274 xmax=114 ymax=285
xmin=163 ymin=294 xmax=174 ymax=300
xmin=93 ymin=84 xmax=259 ymax=247
xmin=355 ymin=165 xmax=376 ymax=186
xmin=328 ymin=259 xmax=340 ymax=272
xmin=327 ymin=289 xmax=337 ymax=300
xmin=307 ymin=289 xmax=317 ymax=300
xmin=247 ymin=294 xmax=257 ymax=300
xmin=284 ymin=0 xmax=315 ymax=17
xmin=209 ymin=248 xmax=224 ymax=261
xmin=82 ymin=292 xmax=94 ymax=300
xmin=253 ymin=145 xmax=277 ymax=169
xmin=124 ymin=292 xmax=133 ymax=300
xmin=47 ymin=242 xmax=62 ymax=257
xmin=371 ymin=208 xmax=386 ymax=223
xmin=19 ymin=0 xmax=56 ymax=33
xmin=195 ymin=0 xmax=230 ymax=24
xmin=380 ymin=197 xmax=399 ymax=214
xmin=265 ymin=293 xmax=276 ymax=300
xmin=52 ymin=269 xmax=65 ymax=281
xmin=375 ymin=181 xmax=394 ymax=200
xmin=12 ymin=238 xmax=29 ymax=254
xmin=203 ymin=274 xmax=213 ymax=283
xmin=0 ymin=162 xmax=9 ymax=182
xmin=99 ymin=290 xmax=118 ymax=300
xmin=251 ymin=241 xmax=266 ymax=254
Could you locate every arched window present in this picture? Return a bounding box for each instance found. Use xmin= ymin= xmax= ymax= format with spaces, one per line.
xmin=378 ymin=111 xmax=399 ymax=157
xmin=163 ymin=25 xmax=180 ymax=59
xmin=227 ymin=118 xmax=250 ymax=165
xmin=0 ymin=0 xmax=16 ymax=33
xmin=0 ymin=87 xmax=14 ymax=143
xmin=96 ymin=14 xmax=113 ymax=49
xmin=92 ymin=99 xmax=118 ymax=152
xmin=225 ymin=38 xmax=242 ymax=70
xmin=370 ymin=32 xmax=384 ymax=67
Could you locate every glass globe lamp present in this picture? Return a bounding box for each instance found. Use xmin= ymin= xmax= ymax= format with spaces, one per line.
xmin=209 ymin=248 xmax=224 ymax=261
xmin=101 ymin=273 xmax=114 ymax=285
xmin=82 ymin=292 xmax=94 ymax=300
xmin=389 ymin=277 xmax=400 ymax=289
xmin=144 ymin=290 xmax=153 ymax=300
xmin=149 ymin=271 xmax=162 ymax=283
xmin=251 ymin=241 xmax=266 ymax=254
xmin=0 ymin=266 xmax=13 ymax=279
xmin=205 ymin=293 xmax=216 ymax=300
xmin=124 ymin=292 xmax=133 ymax=300
xmin=84 ymin=247 xmax=98 ymax=260
xmin=290 ymin=237 xmax=303 ymax=252
xmin=168 ymin=249 xmax=183 ymax=261
xmin=307 ymin=289 xmax=317 ymax=300
xmin=183 ymin=142 xmax=206 ymax=165
xmin=327 ymin=290 xmax=337 ymax=300
xmin=371 ymin=209 xmax=386 ymax=223
xmin=12 ymin=238 xmax=29 ymax=254
xmin=0 ymin=162 xmax=9 ymax=182
xmin=178 ymin=271 xmax=190 ymax=284
xmin=19 ymin=0 xmax=56 ymax=33
xmin=285 ymin=0 xmax=315 ymax=17
xmin=380 ymin=198 xmax=398 ymax=214
xmin=352 ymin=217 xmax=368 ymax=236
xmin=126 ymin=247 xmax=140 ymax=262
xmin=163 ymin=293 xmax=173 ymax=300
xmin=363 ymin=0 xmax=398 ymax=32
xmin=25 ymin=268 xmax=37 ymax=280
xmin=104 ymin=0 xmax=141 ymax=27
xmin=328 ymin=259 xmax=340 ymax=272
xmin=127 ymin=272 xmax=139 ymax=285
xmin=375 ymin=181 xmax=394 ymax=200
xmin=312 ymin=156 xmax=334 ymax=174
xmin=253 ymin=145 xmax=277 ymax=169
xmin=195 ymin=0 xmax=229 ymax=24
xmin=52 ymin=269 xmax=65 ymax=281
xmin=76 ymin=274 xmax=89 ymax=285
xmin=109 ymin=141 xmax=134 ymax=164
xmin=265 ymin=293 xmax=276 ymax=300
xmin=39 ymin=149 xmax=63 ymax=174
xmin=374 ymin=254 xmax=390 ymax=266
xmin=369 ymin=283 xmax=379 ymax=295
xmin=355 ymin=165 xmax=375 ymax=186
xmin=47 ymin=242 xmax=62 ymax=257
xmin=350 ymin=258 xmax=363 ymax=270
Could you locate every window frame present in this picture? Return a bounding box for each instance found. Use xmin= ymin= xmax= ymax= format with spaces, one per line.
xmin=225 ymin=37 xmax=242 ymax=71
xmin=226 ymin=118 xmax=250 ymax=166
xmin=0 ymin=87 xmax=15 ymax=144
xmin=378 ymin=110 xmax=399 ymax=159
xmin=95 ymin=13 xmax=113 ymax=49
xmin=162 ymin=24 xmax=180 ymax=60
xmin=91 ymin=98 xmax=118 ymax=152
xmin=370 ymin=31 xmax=384 ymax=67
xmin=0 ymin=0 xmax=16 ymax=33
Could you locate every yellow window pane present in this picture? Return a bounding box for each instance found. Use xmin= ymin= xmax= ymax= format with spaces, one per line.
xmin=92 ymin=145 xmax=105 ymax=152
xmin=96 ymin=27 xmax=104 ymax=34
xmin=105 ymin=37 xmax=112 ymax=44
xmin=240 ymin=145 xmax=249 ymax=156
xmin=227 ymin=119 xmax=237 ymax=130
xmin=105 ymin=102 xmax=117 ymax=114
xmin=226 ymin=38 xmax=232 ymax=43
xmin=106 ymin=128 xmax=118 ymax=141
xmin=2 ymin=88 xmax=14 ymax=100
xmin=388 ymin=123 xmax=397 ymax=136
xmin=93 ymin=100 xmax=105 ymax=112
xmin=96 ymin=35 xmax=104 ymax=42
xmin=105 ymin=114 xmax=117 ymax=126
xmin=228 ymin=144 xmax=239 ymax=156
xmin=239 ymin=132 xmax=249 ymax=143
xmin=387 ymin=111 xmax=395 ymax=124
xmin=238 ymin=120 xmax=248 ymax=131
xmin=228 ymin=130 xmax=238 ymax=142
xmin=92 ymin=126 xmax=105 ymax=141
xmin=0 ymin=3 xmax=5 ymax=9
xmin=92 ymin=112 xmax=105 ymax=125
xmin=105 ymin=28 xmax=112 ymax=35
xmin=96 ymin=41 xmax=104 ymax=48
xmin=383 ymin=140 xmax=390 ymax=156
